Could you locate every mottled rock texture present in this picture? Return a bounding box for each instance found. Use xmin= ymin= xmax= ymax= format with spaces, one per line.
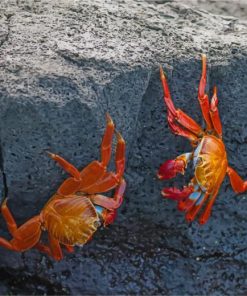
xmin=0 ymin=0 xmax=246 ymax=294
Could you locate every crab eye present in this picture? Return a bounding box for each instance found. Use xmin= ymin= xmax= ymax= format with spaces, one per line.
xmin=93 ymin=220 xmax=101 ymax=228
xmin=196 ymin=157 xmax=203 ymax=166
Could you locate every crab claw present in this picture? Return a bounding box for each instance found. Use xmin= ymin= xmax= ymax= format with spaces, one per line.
xmin=157 ymin=159 xmax=185 ymax=180
xmin=102 ymin=209 xmax=117 ymax=226
xmin=161 ymin=186 xmax=193 ymax=201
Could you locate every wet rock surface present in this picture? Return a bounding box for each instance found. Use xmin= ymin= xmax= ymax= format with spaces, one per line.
xmin=0 ymin=0 xmax=246 ymax=294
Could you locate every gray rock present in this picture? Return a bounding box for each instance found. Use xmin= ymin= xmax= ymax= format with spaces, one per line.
xmin=0 ymin=0 xmax=246 ymax=294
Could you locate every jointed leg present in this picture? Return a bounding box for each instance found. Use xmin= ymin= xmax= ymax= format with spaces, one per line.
xmin=227 ymin=166 xmax=247 ymax=193
xmin=210 ymin=86 xmax=222 ymax=138
xmin=160 ymin=66 xmax=203 ymax=142
xmin=101 ymin=113 xmax=115 ymax=166
xmin=48 ymin=234 xmax=63 ymax=261
xmin=0 ymin=200 xmax=42 ymax=252
xmin=185 ymin=192 xmax=209 ymax=222
xmin=101 ymin=209 xmax=117 ymax=226
xmin=35 ymin=242 xmax=52 ymax=257
xmin=47 ymin=153 xmax=81 ymax=180
xmin=35 ymin=235 xmax=64 ymax=261
xmin=197 ymin=54 xmax=213 ymax=131
xmin=48 ymin=114 xmax=114 ymax=177
xmin=89 ymin=178 xmax=126 ymax=210
xmin=198 ymin=189 xmax=219 ymax=224
xmin=64 ymin=245 xmax=74 ymax=253
xmin=51 ymin=114 xmax=116 ymax=195
xmin=178 ymin=187 xmax=202 ymax=211
xmin=81 ymin=131 xmax=126 ymax=194
xmin=1 ymin=199 xmax=17 ymax=235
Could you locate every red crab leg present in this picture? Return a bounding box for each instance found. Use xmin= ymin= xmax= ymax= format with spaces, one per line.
xmin=210 ymin=86 xmax=222 ymax=138
xmin=157 ymin=152 xmax=192 ymax=180
xmin=101 ymin=113 xmax=115 ymax=166
xmin=64 ymin=245 xmax=74 ymax=253
xmin=0 ymin=200 xmax=42 ymax=252
xmin=185 ymin=192 xmax=209 ymax=222
xmin=35 ymin=242 xmax=52 ymax=256
xmin=198 ymin=54 xmax=213 ymax=131
xmin=51 ymin=114 xmax=115 ymax=196
xmin=89 ymin=178 xmax=126 ymax=210
xmin=177 ymin=189 xmax=202 ymax=212
xmin=47 ymin=152 xmax=81 ymax=180
xmin=102 ymin=209 xmax=117 ymax=226
xmin=48 ymin=234 xmax=63 ymax=261
xmin=35 ymin=242 xmax=74 ymax=257
xmin=226 ymin=166 xmax=247 ymax=193
xmin=1 ymin=198 xmax=17 ymax=234
xmin=81 ymin=131 xmax=125 ymax=194
xmin=198 ymin=189 xmax=219 ymax=224
xmin=160 ymin=66 xmax=203 ymax=141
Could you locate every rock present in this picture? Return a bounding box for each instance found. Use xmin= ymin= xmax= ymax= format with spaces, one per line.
xmin=174 ymin=0 xmax=247 ymax=20
xmin=0 ymin=0 xmax=246 ymax=294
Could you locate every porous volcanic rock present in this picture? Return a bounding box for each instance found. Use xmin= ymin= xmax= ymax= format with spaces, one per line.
xmin=0 ymin=0 xmax=246 ymax=294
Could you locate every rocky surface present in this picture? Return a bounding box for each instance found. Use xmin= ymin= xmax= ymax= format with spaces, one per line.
xmin=0 ymin=0 xmax=246 ymax=294
xmin=154 ymin=0 xmax=247 ymax=20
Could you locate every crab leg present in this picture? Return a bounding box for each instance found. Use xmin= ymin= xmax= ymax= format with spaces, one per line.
xmin=89 ymin=178 xmax=126 ymax=210
xmin=177 ymin=186 xmax=202 ymax=211
xmin=1 ymin=198 xmax=17 ymax=234
xmin=227 ymin=166 xmax=247 ymax=193
xmin=101 ymin=113 xmax=115 ymax=166
xmin=80 ymin=131 xmax=125 ymax=194
xmin=50 ymin=114 xmax=116 ymax=196
xmin=47 ymin=152 xmax=81 ymax=180
xmin=102 ymin=209 xmax=117 ymax=226
xmin=210 ymin=86 xmax=222 ymax=138
xmin=35 ymin=242 xmax=52 ymax=256
xmin=48 ymin=234 xmax=63 ymax=261
xmin=198 ymin=188 xmax=219 ymax=224
xmin=0 ymin=199 xmax=42 ymax=252
xmin=185 ymin=192 xmax=209 ymax=222
xmin=160 ymin=66 xmax=203 ymax=142
xmin=198 ymin=54 xmax=213 ymax=131
xmin=157 ymin=152 xmax=192 ymax=180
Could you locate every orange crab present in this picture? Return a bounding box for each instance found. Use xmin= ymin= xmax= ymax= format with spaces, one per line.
xmin=158 ymin=54 xmax=247 ymax=224
xmin=0 ymin=114 xmax=126 ymax=260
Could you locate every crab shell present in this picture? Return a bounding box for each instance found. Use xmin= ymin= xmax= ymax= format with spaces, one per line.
xmin=193 ymin=135 xmax=228 ymax=193
xmin=41 ymin=194 xmax=101 ymax=246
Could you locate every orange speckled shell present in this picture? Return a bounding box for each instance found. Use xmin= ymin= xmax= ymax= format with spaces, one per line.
xmin=195 ymin=135 xmax=228 ymax=193
xmin=41 ymin=194 xmax=100 ymax=246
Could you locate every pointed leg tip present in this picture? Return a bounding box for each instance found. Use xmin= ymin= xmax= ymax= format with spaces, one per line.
xmin=185 ymin=214 xmax=194 ymax=223
xmin=201 ymin=53 xmax=207 ymax=61
xmin=1 ymin=197 xmax=8 ymax=207
xmin=46 ymin=151 xmax=56 ymax=159
xmin=106 ymin=113 xmax=114 ymax=126
xmin=159 ymin=65 xmax=166 ymax=79
xmin=199 ymin=218 xmax=207 ymax=225
xmin=177 ymin=202 xmax=186 ymax=211
xmin=115 ymin=130 xmax=125 ymax=143
xmin=198 ymin=214 xmax=210 ymax=225
xmin=213 ymin=85 xmax=217 ymax=96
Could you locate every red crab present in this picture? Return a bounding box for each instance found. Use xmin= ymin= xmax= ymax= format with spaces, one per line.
xmin=158 ymin=54 xmax=247 ymax=224
xmin=0 ymin=114 xmax=126 ymax=260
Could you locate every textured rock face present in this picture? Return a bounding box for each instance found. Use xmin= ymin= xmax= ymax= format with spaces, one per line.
xmin=0 ymin=0 xmax=246 ymax=294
